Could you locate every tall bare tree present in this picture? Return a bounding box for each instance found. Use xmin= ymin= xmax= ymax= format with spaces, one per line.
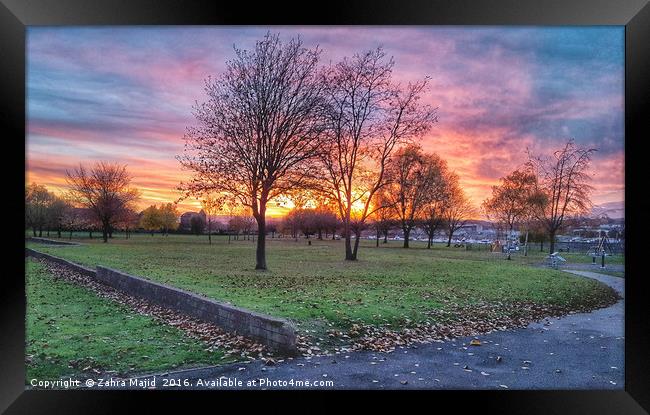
xmin=526 ymin=139 xmax=596 ymax=253
xmin=321 ymin=48 xmax=438 ymax=260
xmin=178 ymin=33 xmax=329 ymax=270
xmin=482 ymin=169 xmax=537 ymax=259
xmin=66 ymin=162 xmax=140 ymax=243
xmin=384 ymin=145 xmax=445 ymax=248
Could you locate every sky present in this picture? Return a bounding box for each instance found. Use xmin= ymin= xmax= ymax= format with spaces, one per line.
xmin=25 ymin=26 xmax=625 ymax=218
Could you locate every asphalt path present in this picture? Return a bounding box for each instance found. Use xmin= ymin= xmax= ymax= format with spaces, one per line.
xmin=126 ymin=270 xmax=623 ymax=390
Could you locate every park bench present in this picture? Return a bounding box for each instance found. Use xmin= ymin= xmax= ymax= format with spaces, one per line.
xmin=546 ymin=252 xmax=566 ymax=269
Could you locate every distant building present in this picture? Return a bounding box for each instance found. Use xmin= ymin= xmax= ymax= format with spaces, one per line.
xmin=179 ymin=210 xmax=207 ymax=231
xmin=456 ymin=220 xmax=497 ymax=239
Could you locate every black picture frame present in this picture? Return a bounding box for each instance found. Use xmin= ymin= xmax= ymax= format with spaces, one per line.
xmin=2 ymin=0 xmax=648 ymax=413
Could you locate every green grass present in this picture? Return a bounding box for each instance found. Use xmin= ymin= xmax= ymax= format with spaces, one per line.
xmin=26 ymin=233 xmax=619 ymax=335
xmin=26 ymin=259 xmax=233 ymax=381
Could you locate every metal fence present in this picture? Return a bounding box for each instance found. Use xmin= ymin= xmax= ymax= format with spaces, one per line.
xmin=527 ymin=241 xmax=625 ymax=254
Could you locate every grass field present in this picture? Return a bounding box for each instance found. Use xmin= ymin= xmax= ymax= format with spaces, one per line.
xmin=26 ymin=259 xmax=231 ymax=381
xmin=27 ymin=233 xmax=620 ymax=338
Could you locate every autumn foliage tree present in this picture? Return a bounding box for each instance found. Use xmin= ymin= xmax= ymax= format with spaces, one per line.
xmin=420 ymin=160 xmax=453 ymax=249
xmin=25 ymin=183 xmax=53 ymax=237
xmin=160 ymin=203 xmax=179 ymax=235
xmin=443 ymin=173 xmax=475 ymax=247
xmin=178 ymin=33 xmax=329 ymax=270
xmin=482 ymin=169 xmax=537 ymax=259
xmin=384 ymin=145 xmax=446 ymax=248
xmin=139 ymin=205 xmax=162 ymax=236
xmin=115 ymin=207 xmax=140 ymax=239
xmin=66 ymin=162 xmax=139 ymax=243
xmin=320 ymin=48 xmax=438 ymax=260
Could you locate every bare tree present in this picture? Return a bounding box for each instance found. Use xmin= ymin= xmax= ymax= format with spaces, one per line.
xmin=443 ymin=173 xmax=475 ymax=247
xmin=370 ymin=192 xmax=397 ymax=246
xmin=312 ymin=204 xmax=338 ymax=240
xmin=66 ymin=162 xmax=140 ymax=243
xmin=482 ymin=169 xmax=537 ymax=259
xmin=178 ymin=33 xmax=329 ymax=270
xmin=526 ymin=139 xmax=596 ymax=253
xmin=201 ymin=194 xmax=226 ymax=245
xmin=384 ymin=145 xmax=445 ymax=248
xmin=321 ymin=48 xmax=438 ymax=260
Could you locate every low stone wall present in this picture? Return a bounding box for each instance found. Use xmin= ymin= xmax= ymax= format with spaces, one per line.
xmin=25 ymin=248 xmax=96 ymax=278
xmin=95 ymin=266 xmax=297 ymax=354
xmin=25 ymin=248 xmax=297 ymax=354
xmin=26 ymin=237 xmax=81 ymax=246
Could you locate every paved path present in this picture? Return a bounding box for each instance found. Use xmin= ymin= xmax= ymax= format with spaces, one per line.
xmin=132 ymin=270 xmax=624 ymax=390
xmin=561 ymin=263 xmax=625 ymax=275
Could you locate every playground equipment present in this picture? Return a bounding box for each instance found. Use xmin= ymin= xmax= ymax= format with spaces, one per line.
xmin=547 ymin=252 xmax=566 ymax=269
xmin=590 ymin=234 xmax=614 ymax=255
xmin=588 ymin=235 xmax=612 ymax=268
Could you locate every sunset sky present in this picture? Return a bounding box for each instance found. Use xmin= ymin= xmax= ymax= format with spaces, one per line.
xmin=26 ymin=26 xmax=625 ymax=218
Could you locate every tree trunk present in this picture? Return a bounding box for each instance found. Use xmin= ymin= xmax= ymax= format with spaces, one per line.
xmin=344 ymin=220 xmax=354 ymax=260
xmin=208 ymin=220 xmax=212 ymax=245
xmin=102 ymin=227 xmax=108 ymax=243
xmin=39 ymin=227 xmax=42 ymax=237
xmin=69 ymin=230 xmax=73 ymax=240
xmin=447 ymin=231 xmax=453 ymax=247
xmin=345 ymin=236 xmax=354 ymax=260
xmin=89 ymin=231 xmax=93 ymax=239
xmin=47 ymin=229 xmax=50 ymax=237
xmin=32 ymin=228 xmax=37 ymax=237
xmin=524 ymin=230 xmax=529 ymax=256
xmin=549 ymin=230 xmax=556 ymax=254
xmin=427 ymin=233 xmax=432 ymax=249
xmin=57 ymin=227 xmax=61 ymax=238
xmin=351 ymin=229 xmax=362 ymax=260
xmin=376 ymin=228 xmax=380 ymax=247
xmin=255 ymin=212 xmax=267 ymax=270
xmin=403 ymin=226 xmax=410 ymax=248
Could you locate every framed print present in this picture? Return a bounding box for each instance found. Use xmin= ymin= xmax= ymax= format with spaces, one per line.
xmin=2 ymin=0 xmax=649 ymax=413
